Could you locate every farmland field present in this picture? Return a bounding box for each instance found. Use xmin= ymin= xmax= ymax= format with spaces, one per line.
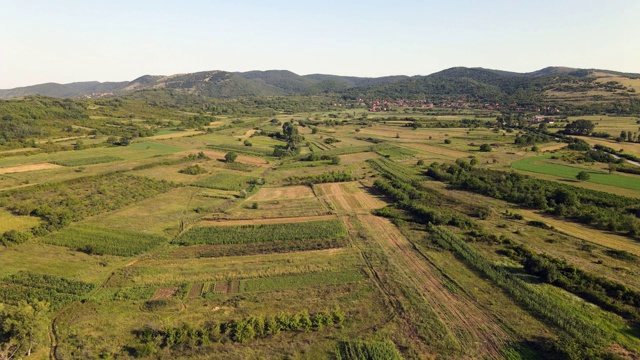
xmin=512 ymin=155 xmax=640 ymax=190
xmin=2 ymin=94 xmax=640 ymax=360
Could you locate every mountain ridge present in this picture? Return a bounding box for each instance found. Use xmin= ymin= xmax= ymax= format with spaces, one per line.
xmin=0 ymin=66 xmax=638 ymax=100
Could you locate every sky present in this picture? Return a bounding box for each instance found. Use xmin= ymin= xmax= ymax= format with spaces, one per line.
xmin=1 ymin=0 xmax=639 ymax=88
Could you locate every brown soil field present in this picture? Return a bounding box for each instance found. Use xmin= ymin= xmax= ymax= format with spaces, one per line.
xmin=314 ymin=182 xmax=386 ymax=212
xmin=200 ymin=215 xmax=336 ymax=227
xmin=247 ymin=186 xmax=315 ymax=201
xmin=356 ymin=214 xmax=509 ymax=358
xmin=399 ymin=142 xmax=469 ymax=158
xmin=0 ymin=163 xmax=62 ymax=174
xmin=151 ymin=287 xmax=178 ymax=300
xmin=230 ymin=280 xmax=240 ymax=294
xmin=176 ymin=149 xmax=269 ymax=167
xmin=214 ymin=282 xmax=230 ymax=294
xmin=188 ymin=283 xmax=204 ymax=298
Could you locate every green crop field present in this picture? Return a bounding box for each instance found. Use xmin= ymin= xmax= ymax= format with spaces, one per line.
xmin=44 ymin=225 xmax=168 ymax=256
xmin=512 ymin=155 xmax=640 ymax=190
xmin=240 ymin=270 xmax=366 ymax=292
xmin=174 ymin=218 xmax=347 ymax=246
xmin=52 ymin=155 xmax=124 ymax=167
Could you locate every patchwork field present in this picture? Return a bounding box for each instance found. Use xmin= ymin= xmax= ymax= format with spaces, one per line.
xmin=1 ymin=104 xmax=640 ymax=359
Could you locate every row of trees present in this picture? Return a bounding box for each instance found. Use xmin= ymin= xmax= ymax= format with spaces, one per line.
xmin=131 ymin=309 xmax=345 ymax=357
xmin=426 ymin=163 xmax=640 ymax=238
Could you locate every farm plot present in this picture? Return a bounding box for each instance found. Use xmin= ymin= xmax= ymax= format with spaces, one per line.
xmin=177 ymin=149 xmax=269 ymax=167
xmin=44 ymin=225 xmax=167 ymax=256
xmin=0 ymin=163 xmax=62 ymax=174
xmin=124 ymin=248 xmax=358 ymax=285
xmin=399 ymin=142 xmax=469 ymax=159
xmin=193 ymin=172 xmax=255 ymax=191
xmin=188 ymin=283 xmax=204 ymax=298
xmin=512 ymin=155 xmax=640 ymax=191
xmin=314 ymin=182 xmax=386 ymax=212
xmin=248 ymin=185 xmax=315 ymax=201
xmin=165 ymin=237 xmax=347 ymax=258
xmin=174 ymin=218 xmax=347 ymax=246
xmin=356 ymin=214 xmax=510 ymax=358
xmin=0 ymin=271 xmax=94 ymax=309
xmin=225 ymin=198 xmax=332 ymax=219
xmin=52 ymin=156 xmax=123 ymax=167
xmin=152 ymin=287 xmax=178 ymax=300
xmin=87 ymin=187 xmax=219 ymax=236
xmin=239 ymin=270 xmax=365 ymax=293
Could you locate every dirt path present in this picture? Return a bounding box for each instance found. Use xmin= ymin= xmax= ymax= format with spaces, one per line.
xmin=358 ymin=214 xmax=509 ymax=358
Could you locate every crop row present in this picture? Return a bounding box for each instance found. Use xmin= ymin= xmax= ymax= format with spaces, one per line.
xmin=174 ymin=218 xmax=347 ymax=246
xmin=44 ymin=225 xmax=167 ymax=256
xmin=52 ymin=156 xmax=123 ymax=167
xmin=131 ymin=309 xmax=346 ymax=357
xmin=170 ymin=237 xmax=346 ymax=258
xmin=0 ymin=271 xmax=94 ymax=309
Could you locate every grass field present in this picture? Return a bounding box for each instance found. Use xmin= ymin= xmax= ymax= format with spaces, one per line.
xmin=193 ymin=172 xmax=255 ymax=191
xmin=512 ymin=155 xmax=640 ymax=190
xmin=0 ymin=209 xmax=40 ymax=233
xmin=239 ymin=270 xmax=366 ymax=292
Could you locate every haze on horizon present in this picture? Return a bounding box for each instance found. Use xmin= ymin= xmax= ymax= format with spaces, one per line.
xmin=1 ymin=0 xmax=638 ymax=89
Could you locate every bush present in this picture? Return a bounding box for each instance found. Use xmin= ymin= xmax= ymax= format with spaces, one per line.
xmin=479 ymin=144 xmax=492 ymax=152
xmin=444 ymin=139 xmax=452 ymax=144
xmin=179 ymin=165 xmax=207 ymax=175
xmin=225 ymin=152 xmax=238 ymax=163
xmin=576 ymin=171 xmax=590 ymax=181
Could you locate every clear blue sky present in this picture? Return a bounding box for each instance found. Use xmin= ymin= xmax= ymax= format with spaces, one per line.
xmin=1 ymin=0 xmax=638 ymax=88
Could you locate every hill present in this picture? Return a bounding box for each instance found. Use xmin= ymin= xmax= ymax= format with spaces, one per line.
xmin=1 ymin=67 xmax=639 ymax=105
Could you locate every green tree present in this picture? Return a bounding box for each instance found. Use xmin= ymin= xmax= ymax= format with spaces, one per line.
xmin=0 ymin=301 xmax=50 ymax=358
xmin=564 ymin=119 xmax=595 ymax=136
xmin=576 ymin=171 xmax=591 ymax=181
xmin=225 ymin=152 xmax=238 ymax=163
xmin=479 ymin=144 xmax=492 ymax=152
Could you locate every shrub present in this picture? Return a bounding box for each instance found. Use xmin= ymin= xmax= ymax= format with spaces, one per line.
xmin=225 ymin=152 xmax=238 ymax=163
